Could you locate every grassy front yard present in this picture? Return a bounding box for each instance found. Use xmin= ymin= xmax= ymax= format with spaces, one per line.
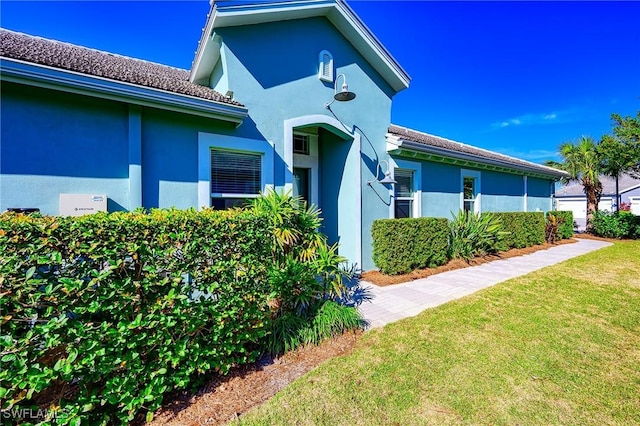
xmin=237 ymin=240 xmax=640 ymax=425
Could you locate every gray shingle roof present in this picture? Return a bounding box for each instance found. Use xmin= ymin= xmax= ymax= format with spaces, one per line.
xmin=388 ymin=124 xmax=568 ymax=178
xmin=556 ymin=174 xmax=640 ymax=197
xmin=0 ymin=29 xmax=243 ymax=107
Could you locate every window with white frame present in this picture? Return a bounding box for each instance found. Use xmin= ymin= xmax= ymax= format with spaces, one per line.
xmin=318 ymin=50 xmax=334 ymax=82
xmin=394 ymin=169 xmax=414 ymax=218
xmin=461 ymin=170 xmax=481 ymax=214
xmin=210 ymin=149 xmax=261 ymax=209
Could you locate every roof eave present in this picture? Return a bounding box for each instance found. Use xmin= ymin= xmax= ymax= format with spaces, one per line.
xmin=388 ymin=136 xmax=569 ymax=180
xmin=190 ymin=0 xmax=410 ymax=92
xmin=2 ymin=58 xmax=248 ymax=126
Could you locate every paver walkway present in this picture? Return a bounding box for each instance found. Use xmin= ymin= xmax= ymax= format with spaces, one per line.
xmin=359 ymin=238 xmax=612 ymax=328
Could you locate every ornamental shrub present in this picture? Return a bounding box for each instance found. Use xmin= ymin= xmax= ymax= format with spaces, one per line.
xmin=0 ymin=209 xmax=275 ymax=424
xmin=265 ymin=300 xmax=363 ymax=355
xmin=487 ymin=212 xmax=545 ymax=249
xmin=448 ymin=210 xmax=506 ymax=261
xmin=371 ymin=217 xmax=449 ymax=275
xmin=591 ymin=210 xmax=640 ymax=239
xmin=0 ymin=194 xmax=363 ymax=425
xmin=551 ymin=210 xmax=575 ymax=239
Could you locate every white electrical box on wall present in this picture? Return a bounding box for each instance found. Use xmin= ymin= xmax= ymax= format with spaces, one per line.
xmin=59 ymin=194 xmax=107 ymax=216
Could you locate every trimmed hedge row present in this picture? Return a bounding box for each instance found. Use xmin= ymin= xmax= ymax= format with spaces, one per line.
xmin=487 ymin=212 xmax=545 ymax=249
xmin=372 ymin=211 xmax=573 ymax=275
xmin=372 ymin=218 xmax=449 ymax=275
xmin=0 ymin=204 xmax=339 ymax=425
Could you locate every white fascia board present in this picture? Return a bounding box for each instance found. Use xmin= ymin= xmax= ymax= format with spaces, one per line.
xmin=190 ymin=0 xmax=410 ymax=93
xmin=191 ymin=33 xmax=222 ymax=86
xmin=329 ymin=1 xmax=410 ymax=92
xmin=2 ymin=58 xmax=248 ymax=125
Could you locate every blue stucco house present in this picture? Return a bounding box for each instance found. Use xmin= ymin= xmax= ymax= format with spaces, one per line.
xmin=0 ymin=0 xmax=567 ymax=271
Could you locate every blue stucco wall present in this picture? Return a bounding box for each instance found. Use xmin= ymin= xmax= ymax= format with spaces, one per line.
xmin=421 ymin=161 xmax=460 ymax=218
xmin=213 ymin=16 xmax=395 ymax=270
xmin=0 ymin=81 xmax=247 ymax=214
xmin=140 ymin=109 xmax=237 ymax=209
xmin=0 ymin=82 xmax=130 ymax=214
xmin=319 ymin=129 xmax=350 ymax=245
xmin=528 ymin=177 xmax=553 ymax=212
xmin=482 ymin=170 xmax=525 ymax=212
xmin=410 ymin=158 xmax=555 ymax=220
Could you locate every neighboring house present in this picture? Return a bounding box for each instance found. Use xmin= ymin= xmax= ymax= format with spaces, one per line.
xmin=0 ymin=0 xmax=567 ymax=271
xmin=555 ymin=174 xmax=640 ymax=229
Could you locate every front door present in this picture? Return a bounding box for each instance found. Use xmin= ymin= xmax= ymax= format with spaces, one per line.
xmin=293 ymin=167 xmax=310 ymax=206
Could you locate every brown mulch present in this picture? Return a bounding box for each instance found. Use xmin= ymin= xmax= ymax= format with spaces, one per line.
xmin=147 ymin=330 xmax=362 ymax=426
xmin=572 ymin=233 xmax=618 ymax=242
xmin=362 ymin=238 xmax=578 ymax=286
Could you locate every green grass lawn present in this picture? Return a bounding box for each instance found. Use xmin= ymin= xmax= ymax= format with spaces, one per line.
xmin=237 ymin=241 xmax=640 ymax=425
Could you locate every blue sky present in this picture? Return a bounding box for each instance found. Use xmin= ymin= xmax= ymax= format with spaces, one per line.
xmin=2 ymin=1 xmax=638 ymax=163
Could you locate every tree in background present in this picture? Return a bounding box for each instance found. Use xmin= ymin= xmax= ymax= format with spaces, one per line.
xmin=598 ymin=111 xmax=640 ymax=212
xmin=610 ymin=112 xmax=640 ymax=178
xmin=546 ymin=136 xmax=602 ymax=230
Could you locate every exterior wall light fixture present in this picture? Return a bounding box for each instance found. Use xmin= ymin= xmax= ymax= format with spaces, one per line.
xmin=325 ymin=73 xmax=356 ymax=108
xmin=367 ymin=159 xmax=396 ymax=186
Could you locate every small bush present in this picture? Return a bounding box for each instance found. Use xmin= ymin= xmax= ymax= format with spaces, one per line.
xmin=545 ymin=213 xmax=561 ymax=244
xmin=591 ymin=211 xmax=640 ymax=239
xmin=372 ymin=217 xmax=449 ymax=275
xmin=551 ymin=210 xmax=574 ymax=239
xmin=265 ymin=300 xmax=364 ymax=355
xmin=448 ymin=210 xmax=506 ymax=261
xmin=487 ymin=212 xmax=545 ymax=249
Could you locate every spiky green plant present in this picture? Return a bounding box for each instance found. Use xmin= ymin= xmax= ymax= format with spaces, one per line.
xmin=265 ymin=301 xmax=365 ymax=355
xmin=249 ymin=190 xmax=323 ymax=261
xmin=448 ymin=210 xmax=505 ymax=261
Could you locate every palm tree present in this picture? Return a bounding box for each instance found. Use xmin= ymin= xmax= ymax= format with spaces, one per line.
xmin=598 ymin=135 xmax=628 ymax=212
xmin=546 ymin=136 xmax=602 ymax=230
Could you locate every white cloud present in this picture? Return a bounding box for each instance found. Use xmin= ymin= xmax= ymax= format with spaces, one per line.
xmin=491 ymin=111 xmax=558 ymax=129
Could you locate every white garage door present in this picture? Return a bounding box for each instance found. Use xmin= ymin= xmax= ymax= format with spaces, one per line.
xmin=556 ymin=198 xmax=586 ymax=219
xmin=598 ymin=197 xmax=613 ymax=212
xmin=631 ymin=197 xmax=640 ymax=215
xmin=555 ymin=197 xmax=613 ymax=218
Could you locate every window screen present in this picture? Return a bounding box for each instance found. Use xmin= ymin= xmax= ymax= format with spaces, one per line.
xmin=394 ymin=169 xmax=414 ymax=218
xmin=463 ymin=176 xmax=475 ymax=212
xmin=395 ymin=169 xmax=414 ymax=198
xmin=210 ymin=150 xmax=261 ymax=195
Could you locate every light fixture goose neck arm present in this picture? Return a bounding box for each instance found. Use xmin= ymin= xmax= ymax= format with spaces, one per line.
xmin=367 ymin=159 xmax=397 ymax=186
xmin=325 ymin=73 xmax=356 ymax=108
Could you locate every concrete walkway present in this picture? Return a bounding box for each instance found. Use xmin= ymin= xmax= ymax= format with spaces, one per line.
xmin=359 ymin=238 xmax=612 ymax=329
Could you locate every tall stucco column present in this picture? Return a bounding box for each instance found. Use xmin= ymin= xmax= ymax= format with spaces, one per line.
xmin=128 ymin=105 xmax=142 ymax=210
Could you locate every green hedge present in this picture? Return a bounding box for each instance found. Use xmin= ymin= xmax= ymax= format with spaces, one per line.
xmin=548 ymin=210 xmax=574 ymax=239
xmin=486 ymin=212 xmax=545 ymax=249
xmin=591 ymin=211 xmax=640 ymax=239
xmin=0 ymin=204 xmax=338 ymax=425
xmin=372 ymin=217 xmax=449 ymax=275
